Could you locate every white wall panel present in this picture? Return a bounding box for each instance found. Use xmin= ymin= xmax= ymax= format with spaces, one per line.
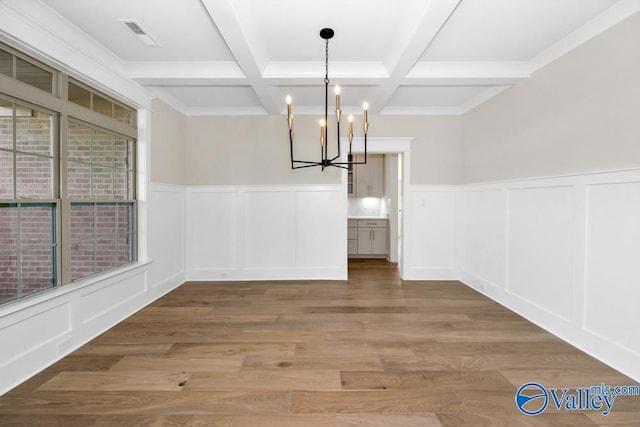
xmin=185 ymin=185 xmax=347 ymax=280
xmin=295 ymin=191 xmax=346 ymax=269
xmin=406 ymin=187 xmax=458 ymax=279
xmin=460 ymin=170 xmax=640 ymax=382
xmin=243 ymin=191 xmax=292 ymax=269
xmin=585 ymin=181 xmax=640 ymax=354
xmin=81 ymin=275 xmax=147 ymax=324
xmin=461 ymin=189 xmax=507 ymax=289
xmin=507 ymin=186 xmax=574 ymax=320
xmin=0 ymin=303 xmax=71 ymax=367
xmin=148 ymin=184 xmax=185 ymax=287
xmin=187 ymin=190 xmax=239 ymax=272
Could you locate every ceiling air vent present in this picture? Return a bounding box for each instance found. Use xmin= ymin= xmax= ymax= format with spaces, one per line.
xmin=118 ymin=19 xmax=159 ymax=47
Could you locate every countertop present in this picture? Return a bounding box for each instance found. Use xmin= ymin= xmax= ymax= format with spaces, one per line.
xmin=348 ymin=216 xmax=388 ymax=220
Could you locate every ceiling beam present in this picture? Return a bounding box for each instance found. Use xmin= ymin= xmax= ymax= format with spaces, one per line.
xmin=199 ymin=0 xmax=281 ymax=115
xmin=370 ymin=0 xmax=463 ymax=114
xmin=404 ymin=61 xmax=529 ymax=85
xmin=126 ymin=61 xmax=245 ymax=79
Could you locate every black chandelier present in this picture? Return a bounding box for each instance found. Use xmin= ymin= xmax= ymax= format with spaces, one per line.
xmin=286 ymin=28 xmax=369 ymax=170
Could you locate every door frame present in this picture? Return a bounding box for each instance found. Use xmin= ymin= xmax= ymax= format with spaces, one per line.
xmin=341 ymin=137 xmax=413 ymax=278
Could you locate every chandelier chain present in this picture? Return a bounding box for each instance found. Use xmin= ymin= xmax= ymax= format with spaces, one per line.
xmin=324 ymin=39 xmax=329 ymax=84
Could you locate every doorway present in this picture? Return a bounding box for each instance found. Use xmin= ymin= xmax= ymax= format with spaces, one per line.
xmin=342 ymin=137 xmax=412 ymax=278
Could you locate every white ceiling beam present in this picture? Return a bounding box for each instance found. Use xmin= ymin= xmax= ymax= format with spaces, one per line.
xmin=263 ymin=62 xmax=388 ymax=80
xmin=262 ymin=77 xmax=386 ymax=86
xmin=370 ymin=0 xmax=463 ymax=114
xmin=199 ymin=0 xmax=280 ymax=115
xmin=126 ymin=61 xmax=245 ymax=79
xmin=405 ymin=61 xmax=529 ymax=85
xmin=127 ymin=61 xmax=247 ymax=86
xmin=133 ymin=77 xmax=249 ymax=86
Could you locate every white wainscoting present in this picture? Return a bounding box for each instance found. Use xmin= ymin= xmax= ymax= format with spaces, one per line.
xmin=0 ymin=182 xmax=186 ymax=395
xmin=460 ymin=169 xmax=640 ymax=382
xmin=403 ymin=185 xmax=460 ymax=280
xmin=185 ymin=185 xmax=347 ymax=281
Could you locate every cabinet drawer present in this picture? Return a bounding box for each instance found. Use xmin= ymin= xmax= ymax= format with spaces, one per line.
xmin=347 ymin=227 xmax=357 ymax=239
xmin=357 ymin=219 xmax=386 ymax=228
xmin=348 ymin=219 xmax=358 ymax=227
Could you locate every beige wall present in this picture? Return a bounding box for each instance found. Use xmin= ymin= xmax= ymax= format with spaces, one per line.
xmin=462 ymin=12 xmax=640 ymax=183
xmin=185 ymin=115 xmax=340 ymax=185
xmin=374 ymin=115 xmax=462 ymax=185
xmin=150 ymin=98 xmax=186 ymax=185
xmin=184 ymin=114 xmax=462 ymax=185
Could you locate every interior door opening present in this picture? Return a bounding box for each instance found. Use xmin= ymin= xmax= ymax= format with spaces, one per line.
xmin=346 ymin=151 xmax=405 ymax=276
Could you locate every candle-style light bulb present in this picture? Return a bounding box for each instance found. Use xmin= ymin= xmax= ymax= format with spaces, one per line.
xmin=348 ymin=114 xmax=354 ymax=144
xmin=362 ymin=102 xmax=369 ymax=134
xmin=286 ymin=95 xmax=293 ymax=129
xmin=334 ymin=85 xmax=341 ymax=122
xmin=320 ymin=119 xmax=326 ymax=147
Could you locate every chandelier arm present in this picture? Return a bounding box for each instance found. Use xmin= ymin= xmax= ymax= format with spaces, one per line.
xmin=364 ymin=131 xmax=367 ymax=164
xmin=334 ymin=133 xmax=368 ymax=165
xmin=294 ymin=160 xmax=324 ymax=165
xmin=289 ymin=118 xmax=324 ymax=168
xmin=293 ymin=163 xmax=323 ymax=169
xmin=289 ymin=128 xmax=295 ymax=169
xmin=333 ymin=164 xmax=350 ymax=170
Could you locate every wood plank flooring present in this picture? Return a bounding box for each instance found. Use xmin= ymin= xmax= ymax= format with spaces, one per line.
xmin=1 ymin=259 xmax=639 ymax=426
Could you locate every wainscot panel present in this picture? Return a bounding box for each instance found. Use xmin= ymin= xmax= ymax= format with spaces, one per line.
xmin=460 ymin=169 xmax=640 ymax=382
xmin=185 ymin=185 xmax=347 ymax=281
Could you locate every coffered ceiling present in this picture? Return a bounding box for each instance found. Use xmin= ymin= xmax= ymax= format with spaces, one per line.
xmin=31 ymin=0 xmax=640 ymax=115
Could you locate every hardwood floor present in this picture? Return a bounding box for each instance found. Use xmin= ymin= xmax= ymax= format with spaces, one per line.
xmin=1 ymin=259 xmax=639 ymax=426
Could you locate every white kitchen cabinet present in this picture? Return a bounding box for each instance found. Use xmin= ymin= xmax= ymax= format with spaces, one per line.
xmin=370 ymin=227 xmax=386 ymax=255
xmin=354 ymin=154 xmax=384 ymax=197
xmin=349 ymin=219 xmax=387 ymax=257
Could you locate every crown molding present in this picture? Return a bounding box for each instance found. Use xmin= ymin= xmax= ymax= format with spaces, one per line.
xmin=146 ymin=87 xmax=189 ymax=115
xmin=379 ymin=106 xmax=463 ymax=116
xmin=458 ymin=85 xmax=511 ymax=114
xmin=185 ymin=106 xmax=267 ymax=116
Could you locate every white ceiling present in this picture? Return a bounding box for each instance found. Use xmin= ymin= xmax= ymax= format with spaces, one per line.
xmin=38 ymin=0 xmax=635 ymax=116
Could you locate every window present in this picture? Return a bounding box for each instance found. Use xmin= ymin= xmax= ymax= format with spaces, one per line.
xmin=0 ymin=98 xmax=58 ymax=304
xmin=67 ymin=122 xmax=135 ymax=280
xmin=0 ymin=47 xmax=54 ymax=94
xmin=0 ymin=43 xmax=137 ymax=306
xmin=68 ymin=80 xmax=135 ymax=126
